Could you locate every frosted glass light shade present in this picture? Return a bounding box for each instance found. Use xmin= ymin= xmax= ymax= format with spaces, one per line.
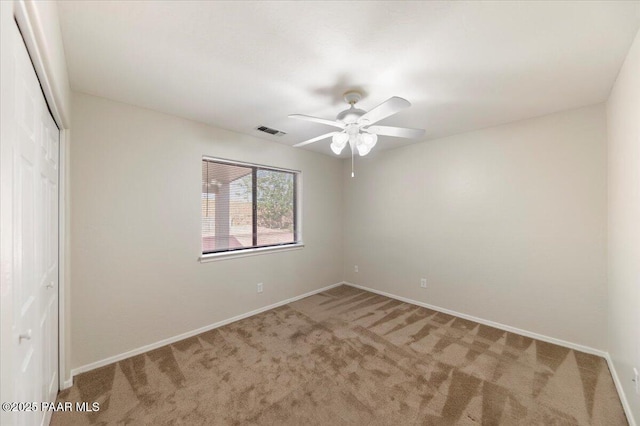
xmin=330 ymin=131 xmax=377 ymax=156
xmin=360 ymin=132 xmax=377 ymax=148
xmin=330 ymin=132 xmax=348 ymax=155
xmin=332 ymin=132 xmax=349 ymax=145
xmin=330 ymin=141 xmax=345 ymax=155
xmin=357 ymin=143 xmax=372 ymax=156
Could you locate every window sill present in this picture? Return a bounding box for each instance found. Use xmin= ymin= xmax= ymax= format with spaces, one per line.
xmin=199 ymin=243 xmax=304 ymax=263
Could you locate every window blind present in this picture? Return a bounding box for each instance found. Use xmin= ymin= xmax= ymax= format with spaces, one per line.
xmin=202 ymin=158 xmax=298 ymax=254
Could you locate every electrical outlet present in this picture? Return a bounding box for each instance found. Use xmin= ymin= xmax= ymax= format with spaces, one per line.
xmin=633 ymin=367 xmax=639 ymax=394
xmin=257 ymin=283 xmax=263 ymax=293
xmin=354 ymin=265 xmax=359 ymax=273
xmin=420 ymin=278 xmax=427 ymax=288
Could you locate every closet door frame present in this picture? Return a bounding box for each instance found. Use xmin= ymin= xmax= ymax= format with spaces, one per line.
xmin=12 ymin=0 xmax=71 ymax=392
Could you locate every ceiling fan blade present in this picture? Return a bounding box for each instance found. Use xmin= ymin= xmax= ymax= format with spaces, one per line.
xmin=288 ymin=114 xmax=345 ymax=129
xmin=358 ymin=97 xmax=411 ymax=125
xmin=293 ymin=132 xmax=338 ymax=147
xmin=367 ymin=125 xmax=425 ymax=139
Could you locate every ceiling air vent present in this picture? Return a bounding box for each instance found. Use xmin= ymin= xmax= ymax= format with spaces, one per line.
xmin=256 ymin=125 xmax=286 ymax=136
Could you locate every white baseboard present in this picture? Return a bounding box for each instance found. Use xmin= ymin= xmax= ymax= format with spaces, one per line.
xmin=62 ymin=378 xmax=73 ymax=390
xmin=343 ymin=282 xmax=607 ymax=357
xmin=70 ymin=282 xmax=343 ymax=379
xmin=343 ymin=283 xmax=640 ymax=423
xmin=605 ymin=353 xmax=637 ymax=426
xmin=67 ymin=280 xmax=635 ymax=424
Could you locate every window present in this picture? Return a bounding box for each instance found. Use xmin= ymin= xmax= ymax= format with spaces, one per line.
xmin=201 ymin=157 xmax=300 ymax=256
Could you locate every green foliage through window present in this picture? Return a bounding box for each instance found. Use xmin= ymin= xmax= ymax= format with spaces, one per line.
xmin=257 ymin=170 xmax=294 ymax=231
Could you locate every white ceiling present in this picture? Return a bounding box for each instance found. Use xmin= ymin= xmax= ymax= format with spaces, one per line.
xmin=57 ymin=1 xmax=640 ymax=157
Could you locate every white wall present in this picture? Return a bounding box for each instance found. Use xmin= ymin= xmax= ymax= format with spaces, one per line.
xmin=607 ymin=27 xmax=640 ymax=422
xmin=70 ymin=92 xmax=343 ymax=370
xmin=343 ymin=104 xmax=608 ymax=350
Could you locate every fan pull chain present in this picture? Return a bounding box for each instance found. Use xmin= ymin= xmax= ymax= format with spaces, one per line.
xmin=351 ymin=147 xmax=355 ymax=177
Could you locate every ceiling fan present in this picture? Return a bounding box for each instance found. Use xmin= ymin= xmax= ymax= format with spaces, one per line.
xmin=289 ymin=91 xmax=425 ymax=158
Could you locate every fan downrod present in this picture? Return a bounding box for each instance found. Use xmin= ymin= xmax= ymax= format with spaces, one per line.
xmin=337 ymin=91 xmax=366 ymax=123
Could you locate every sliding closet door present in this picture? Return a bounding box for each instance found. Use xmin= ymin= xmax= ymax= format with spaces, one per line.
xmin=2 ymin=20 xmax=60 ymax=426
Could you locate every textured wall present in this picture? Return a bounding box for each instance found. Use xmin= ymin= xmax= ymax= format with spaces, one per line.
xmin=343 ymin=104 xmax=608 ymax=350
xmin=70 ymin=92 xmax=344 ymax=369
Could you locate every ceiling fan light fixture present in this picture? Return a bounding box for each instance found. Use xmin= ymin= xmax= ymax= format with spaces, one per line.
xmin=290 ymin=91 xmax=423 ymax=164
xmin=330 ymin=141 xmax=345 ymax=155
xmin=360 ymin=132 xmax=377 ymax=148
xmin=332 ymin=132 xmax=348 ymax=145
xmin=357 ymin=142 xmax=372 ymax=156
xmin=330 ymin=132 xmax=348 ymax=155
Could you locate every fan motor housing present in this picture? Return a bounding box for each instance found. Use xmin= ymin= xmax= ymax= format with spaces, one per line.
xmin=337 ymin=106 xmax=366 ymax=124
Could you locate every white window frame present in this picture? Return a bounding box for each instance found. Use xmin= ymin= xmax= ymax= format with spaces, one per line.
xmin=199 ymin=156 xmax=303 ymax=262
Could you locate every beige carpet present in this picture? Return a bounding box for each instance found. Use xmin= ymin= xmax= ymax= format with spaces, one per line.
xmin=53 ymin=285 xmax=627 ymax=425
